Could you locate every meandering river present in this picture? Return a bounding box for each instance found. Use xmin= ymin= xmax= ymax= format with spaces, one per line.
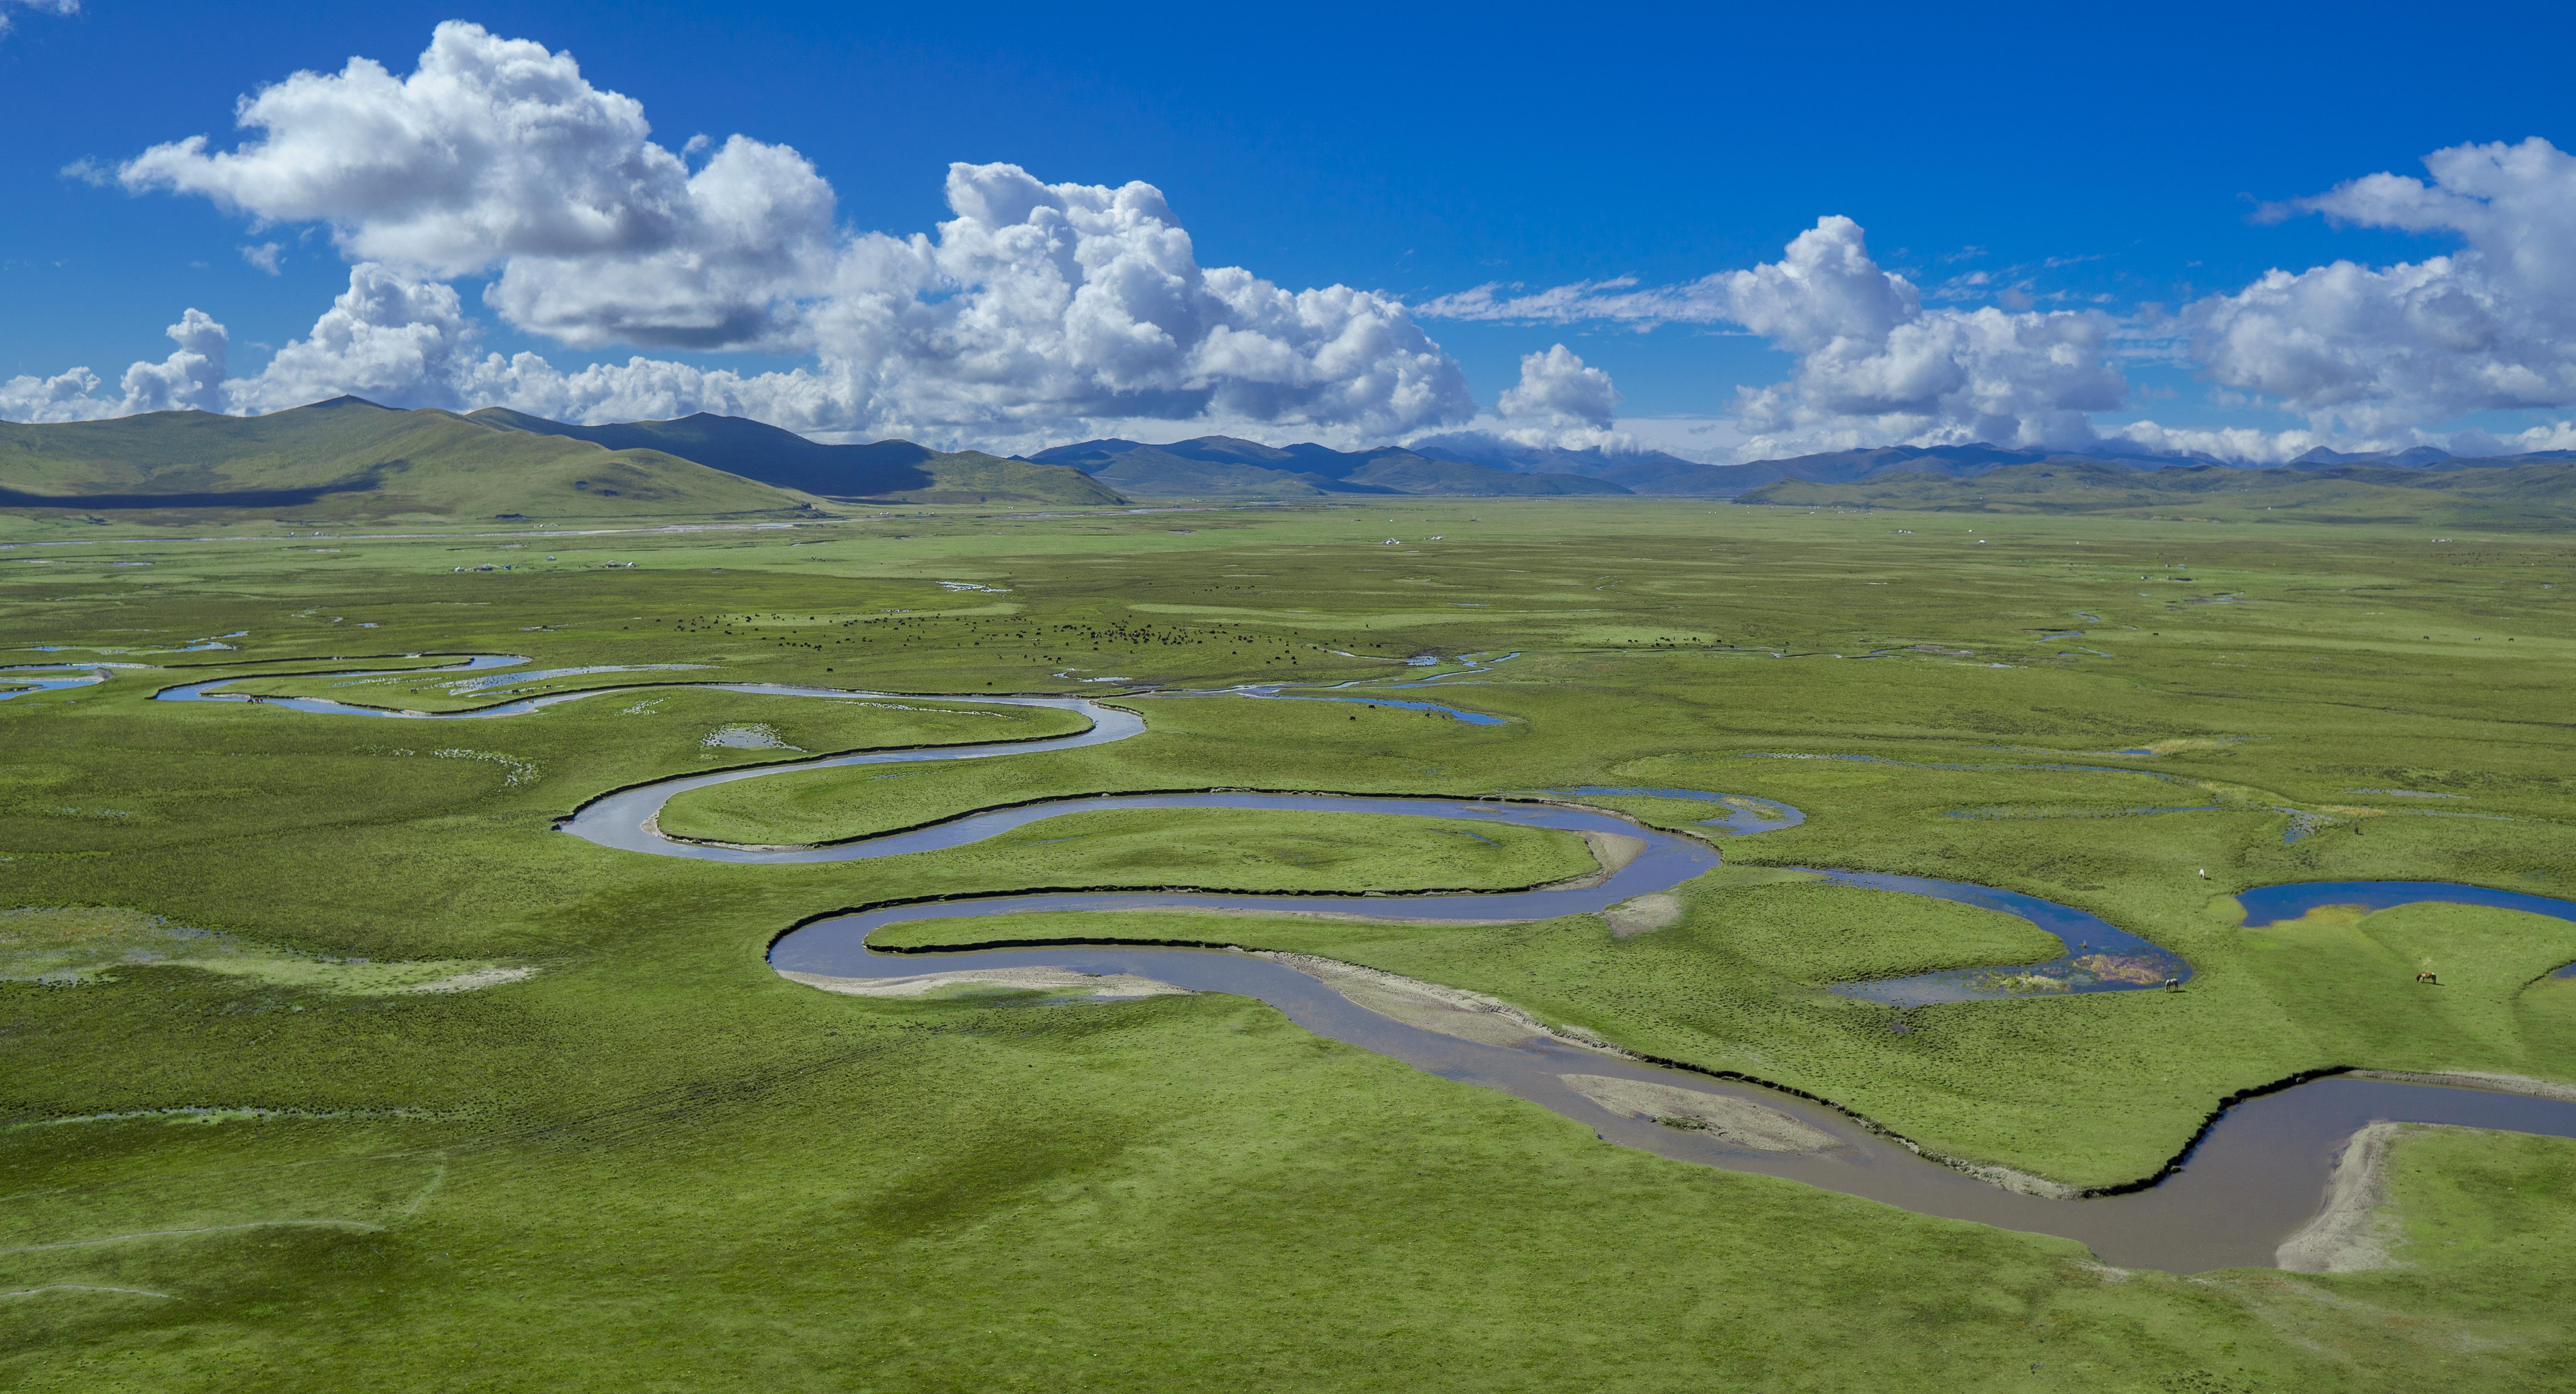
xmin=154 ymin=656 xmax=2576 ymax=1269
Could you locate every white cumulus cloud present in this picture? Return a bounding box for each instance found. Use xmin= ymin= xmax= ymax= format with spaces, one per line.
xmin=119 ymin=309 xmax=230 ymax=413
xmin=1 ymin=311 xmax=228 ymax=422
xmin=0 ymin=367 xmax=114 ymax=422
xmin=232 ymin=264 xmax=513 ymax=414
xmin=40 ymin=22 xmax=1471 ymax=443
xmin=116 ymin=21 xmax=838 ymax=352
xmin=2101 ymin=420 xmax=2324 ymax=465
xmin=72 ymin=27 xmax=2576 ymax=462
xmin=1498 ymin=343 xmax=1620 ymax=426
xmin=1420 ymin=216 xmax=2126 ymax=459
xmin=2186 ymin=137 xmax=2576 ymax=435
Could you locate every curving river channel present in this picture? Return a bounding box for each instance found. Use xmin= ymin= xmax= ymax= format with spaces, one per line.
xmin=152 ymin=655 xmax=2576 ymax=1271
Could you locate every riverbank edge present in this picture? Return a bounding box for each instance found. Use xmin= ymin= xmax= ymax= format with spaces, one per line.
xmin=782 ymin=921 xmax=2576 ymax=1207
xmin=621 ymin=776 xmax=1710 ymax=863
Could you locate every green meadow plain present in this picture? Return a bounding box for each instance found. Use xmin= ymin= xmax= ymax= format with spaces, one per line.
xmin=3 ymin=498 xmax=2575 ymax=1391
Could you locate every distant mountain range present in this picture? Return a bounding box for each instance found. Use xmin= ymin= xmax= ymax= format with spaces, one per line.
xmin=1021 ymin=436 xmax=2258 ymax=499
xmin=1024 ymin=436 xmax=1632 ymax=497
xmin=1017 ymin=434 xmax=2156 ymax=498
xmin=0 ymin=400 xmax=1119 ymax=519
xmin=15 ymin=394 xmax=2576 ymax=521
xmin=2286 ymin=444 xmax=2576 ymax=470
xmin=1738 ymin=456 xmax=2576 ymax=528
xmin=470 ymin=407 xmax=1118 ymax=505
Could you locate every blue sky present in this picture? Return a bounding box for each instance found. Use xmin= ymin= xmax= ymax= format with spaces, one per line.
xmin=5 ymin=0 xmax=2573 ymax=460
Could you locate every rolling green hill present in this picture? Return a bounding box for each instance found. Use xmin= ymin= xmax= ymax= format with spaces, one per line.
xmin=471 ymin=408 xmax=1124 ymax=506
xmin=1027 ymin=434 xmax=1630 ymax=497
xmin=1739 ymin=457 xmax=2576 ymax=528
xmin=0 ymin=399 xmax=1126 ymax=520
xmin=0 ymin=398 xmax=815 ymax=522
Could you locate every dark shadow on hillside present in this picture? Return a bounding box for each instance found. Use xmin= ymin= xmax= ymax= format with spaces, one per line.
xmin=0 ymin=470 xmax=388 ymax=510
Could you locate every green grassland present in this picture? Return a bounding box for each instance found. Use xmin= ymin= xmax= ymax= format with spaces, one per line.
xmin=0 ymin=905 xmax=523 ymax=994
xmin=886 ymin=808 xmax=1602 ymax=890
xmin=3 ymin=498 xmax=2575 ymax=1388
xmin=1740 ymin=456 xmax=2576 ymax=527
xmin=872 ymin=884 xmax=2576 ymax=1190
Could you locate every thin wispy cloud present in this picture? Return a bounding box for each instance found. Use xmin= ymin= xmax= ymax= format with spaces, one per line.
xmin=0 ymin=0 xmax=78 ymax=38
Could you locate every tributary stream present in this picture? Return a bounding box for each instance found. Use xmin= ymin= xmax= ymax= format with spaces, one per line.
xmin=154 ymin=657 xmax=2576 ymax=1271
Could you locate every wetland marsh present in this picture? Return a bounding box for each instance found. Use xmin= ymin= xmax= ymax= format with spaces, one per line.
xmin=6 ymin=499 xmax=2576 ymax=1391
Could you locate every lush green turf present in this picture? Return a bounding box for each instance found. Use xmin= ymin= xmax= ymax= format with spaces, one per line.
xmin=777 ymin=806 xmax=1604 ymax=892
xmin=4 ymin=498 xmax=2575 ymax=1389
xmin=2377 ymin=1126 xmax=2576 ymax=1278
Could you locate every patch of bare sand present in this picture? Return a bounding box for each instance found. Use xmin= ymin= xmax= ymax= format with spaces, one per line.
xmin=1255 ymin=951 xmax=1586 ymax=1047
xmin=1557 ymin=1074 xmax=1836 ymax=1151
xmin=1604 ymin=893 xmax=1681 ymax=938
xmin=1578 ymin=830 xmax=1648 ymax=876
xmin=778 ymin=967 xmax=1188 ymax=1000
xmin=2349 ymin=1069 xmax=2576 ymax=1103
xmin=2278 ymin=1121 xmax=2419 ymax=1273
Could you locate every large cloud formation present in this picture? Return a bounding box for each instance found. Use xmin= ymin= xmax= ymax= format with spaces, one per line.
xmin=1422 ymin=140 xmax=2576 ymax=461
xmin=22 ymin=22 xmax=2576 ymax=461
xmin=2187 ymin=138 xmax=2576 ymax=435
xmin=0 ymin=310 xmax=226 ymax=422
xmin=118 ymin=23 xmax=838 ymax=351
xmin=8 ymin=22 xmax=1470 ymax=444
xmin=1420 ymin=216 xmax=2125 ymax=458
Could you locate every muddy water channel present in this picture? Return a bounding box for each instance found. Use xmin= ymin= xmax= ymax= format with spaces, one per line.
xmin=769 ymin=932 xmax=2576 ymax=1272
xmin=160 ymin=656 xmax=2576 ymax=1269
